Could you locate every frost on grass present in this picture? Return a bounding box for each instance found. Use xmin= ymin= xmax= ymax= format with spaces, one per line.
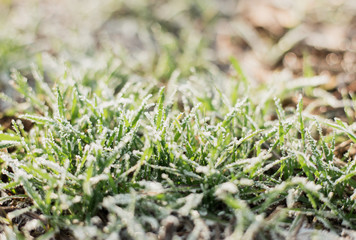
xmin=1 ymin=62 xmax=356 ymax=239
xmin=215 ymin=182 xmax=238 ymax=199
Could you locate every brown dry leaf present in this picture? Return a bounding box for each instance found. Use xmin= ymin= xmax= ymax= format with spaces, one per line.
xmin=334 ymin=139 xmax=356 ymax=159
xmin=215 ymin=21 xmax=243 ymax=62
xmin=0 ymin=116 xmax=34 ymax=132
xmin=237 ymin=0 xmax=301 ymax=36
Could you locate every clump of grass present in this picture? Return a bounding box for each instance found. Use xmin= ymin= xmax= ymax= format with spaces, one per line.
xmin=0 ymin=58 xmax=356 ymax=239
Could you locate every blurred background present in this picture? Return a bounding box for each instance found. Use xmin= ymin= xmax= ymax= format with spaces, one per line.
xmin=0 ymin=0 xmax=355 ymax=113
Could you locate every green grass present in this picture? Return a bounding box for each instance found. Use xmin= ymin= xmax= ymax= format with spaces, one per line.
xmin=0 ymin=58 xmax=356 ymax=239
xmin=1 ymin=1 xmax=356 ymax=239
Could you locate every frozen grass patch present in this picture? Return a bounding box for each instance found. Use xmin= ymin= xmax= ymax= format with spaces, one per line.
xmin=0 ymin=59 xmax=356 ymax=239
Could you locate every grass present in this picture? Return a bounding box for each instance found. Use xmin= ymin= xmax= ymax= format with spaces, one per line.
xmin=1 ymin=58 xmax=356 ymax=239
xmin=1 ymin=0 xmax=356 ymax=239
